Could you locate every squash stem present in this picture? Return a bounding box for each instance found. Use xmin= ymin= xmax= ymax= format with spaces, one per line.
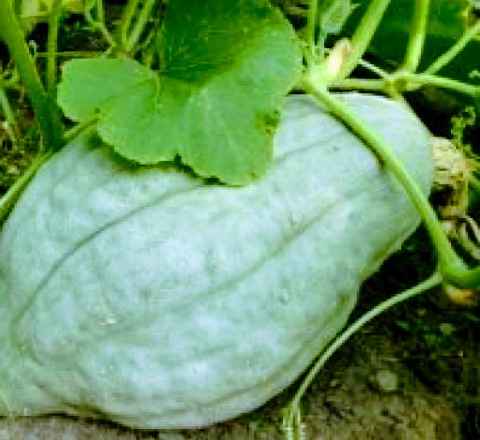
xmin=284 ymin=271 xmax=442 ymax=428
xmin=304 ymin=83 xmax=480 ymax=287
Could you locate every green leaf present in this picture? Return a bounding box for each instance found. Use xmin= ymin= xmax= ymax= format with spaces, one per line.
xmin=58 ymin=58 xmax=156 ymax=121
xmin=57 ymin=0 xmax=302 ymax=185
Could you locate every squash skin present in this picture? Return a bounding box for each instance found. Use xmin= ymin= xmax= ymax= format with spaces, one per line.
xmin=0 ymin=93 xmax=432 ymax=428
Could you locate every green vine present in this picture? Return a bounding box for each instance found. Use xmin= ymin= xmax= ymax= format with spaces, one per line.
xmin=0 ymin=0 xmax=478 ymax=434
xmin=303 ymin=81 xmax=476 ymax=283
xmin=303 ymin=0 xmax=480 ymax=288
xmin=338 ymin=0 xmax=391 ymax=79
xmin=123 ymin=0 xmax=157 ymax=54
xmin=283 ymin=271 xmax=442 ymax=433
xmin=285 ymin=3 xmax=480 ymax=434
xmin=305 ymin=0 xmax=319 ymax=63
xmin=118 ymin=0 xmax=141 ymax=51
xmin=425 ymin=19 xmax=480 ymax=75
xmin=0 ymin=0 xmax=63 ymax=151
xmin=401 ymin=0 xmax=430 ymax=72
xmin=84 ymin=0 xmax=116 ymax=48
xmin=332 ymin=71 xmax=480 ymax=98
xmin=0 ymin=151 xmax=53 ymax=224
xmin=47 ymin=0 xmax=62 ymax=95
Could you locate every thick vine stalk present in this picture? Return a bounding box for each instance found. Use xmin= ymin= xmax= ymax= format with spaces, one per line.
xmin=0 ymin=0 xmax=63 ymax=150
xmin=47 ymin=0 xmax=63 ymax=94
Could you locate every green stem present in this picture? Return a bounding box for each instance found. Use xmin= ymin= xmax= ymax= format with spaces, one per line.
xmin=305 ymin=83 xmax=480 ymax=287
xmin=0 ymin=151 xmax=53 ymax=223
xmin=36 ymin=50 xmax=104 ymax=58
xmin=401 ymin=0 xmax=430 ymax=72
xmin=322 ymin=50 xmax=390 ymax=80
xmin=331 ymin=78 xmax=386 ymax=91
xmin=339 ymin=0 xmax=391 ymax=79
xmin=125 ymin=0 xmax=156 ymax=54
xmin=96 ymin=0 xmax=106 ymax=27
xmin=95 ymin=0 xmax=115 ymax=46
xmin=305 ymin=0 xmax=319 ymax=63
xmin=333 ymin=72 xmax=480 ymax=99
xmin=119 ymin=0 xmax=141 ymax=49
xmin=357 ymin=58 xmax=390 ymax=79
xmin=425 ymin=20 xmax=480 ymax=75
xmin=47 ymin=0 xmax=62 ymax=95
xmin=85 ymin=0 xmax=116 ymax=48
xmin=0 ymin=70 xmax=21 ymax=91
xmin=284 ymin=271 xmax=442 ymax=426
xmin=0 ymin=85 xmax=19 ymax=145
xmin=464 ymin=216 xmax=480 ymax=247
xmin=0 ymin=79 xmax=20 ymax=91
xmin=63 ymin=118 xmax=97 ymax=143
xmin=456 ymin=223 xmax=480 ymax=261
xmin=0 ymin=0 xmax=63 ymax=150
xmin=401 ymin=72 xmax=480 ymax=98
xmin=469 ymin=175 xmax=480 ymax=194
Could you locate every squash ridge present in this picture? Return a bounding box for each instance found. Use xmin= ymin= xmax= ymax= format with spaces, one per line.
xmin=9 ymin=182 xmax=205 ymax=341
xmin=17 ymin=167 xmax=375 ymax=360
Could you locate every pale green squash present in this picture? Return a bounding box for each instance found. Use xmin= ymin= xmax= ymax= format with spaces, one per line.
xmin=0 ymin=93 xmax=432 ymax=428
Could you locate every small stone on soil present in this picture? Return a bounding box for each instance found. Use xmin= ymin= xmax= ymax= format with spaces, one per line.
xmin=371 ymin=369 xmax=399 ymax=393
